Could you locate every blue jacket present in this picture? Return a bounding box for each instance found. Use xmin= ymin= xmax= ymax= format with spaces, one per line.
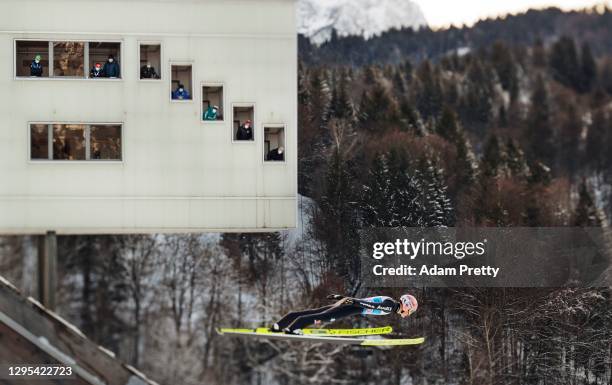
xmin=103 ymin=61 xmax=120 ymax=78
xmin=30 ymin=60 xmax=43 ymax=77
xmin=172 ymin=89 xmax=191 ymax=100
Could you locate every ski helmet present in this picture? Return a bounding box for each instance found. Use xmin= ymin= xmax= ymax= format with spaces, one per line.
xmin=400 ymin=294 xmax=418 ymax=314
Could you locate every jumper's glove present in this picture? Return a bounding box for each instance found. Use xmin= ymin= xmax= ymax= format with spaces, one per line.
xmin=327 ymin=294 xmax=345 ymax=300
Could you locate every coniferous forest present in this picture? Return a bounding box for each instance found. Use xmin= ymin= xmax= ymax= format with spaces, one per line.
xmin=2 ymin=6 xmax=612 ymax=385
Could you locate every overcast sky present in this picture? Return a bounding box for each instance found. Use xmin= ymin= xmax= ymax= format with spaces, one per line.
xmin=417 ymin=0 xmax=611 ymax=28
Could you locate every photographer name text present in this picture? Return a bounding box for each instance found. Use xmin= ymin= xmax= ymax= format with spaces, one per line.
xmin=372 ymin=264 xmax=500 ymax=277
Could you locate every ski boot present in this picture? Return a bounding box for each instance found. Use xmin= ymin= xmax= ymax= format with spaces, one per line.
xmin=283 ymin=328 xmax=303 ymax=335
xmin=269 ymin=323 xmax=283 ymax=333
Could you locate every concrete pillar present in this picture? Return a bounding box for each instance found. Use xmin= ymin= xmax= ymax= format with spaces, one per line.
xmin=37 ymin=231 xmax=57 ymax=310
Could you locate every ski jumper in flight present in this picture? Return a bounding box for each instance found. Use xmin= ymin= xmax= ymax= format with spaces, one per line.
xmin=272 ymin=294 xmax=418 ymax=334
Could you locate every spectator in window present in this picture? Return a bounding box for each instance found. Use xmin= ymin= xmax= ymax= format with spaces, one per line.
xmin=90 ymin=63 xmax=104 ymax=78
xmin=30 ymin=55 xmax=43 ymax=77
xmin=204 ymin=105 xmax=219 ymax=121
xmin=53 ymin=137 xmax=70 ymax=160
xmin=172 ymin=84 xmax=191 ymax=100
xmin=267 ymin=146 xmax=285 ymax=161
xmin=236 ymin=120 xmax=253 ymax=140
xmin=140 ymin=62 xmax=159 ymax=79
xmin=92 ymin=143 xmax=102 ymax=159
xmin=103 ymin=54 xmax=120 ymax=78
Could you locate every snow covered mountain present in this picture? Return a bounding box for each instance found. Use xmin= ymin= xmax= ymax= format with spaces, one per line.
xmin=298 ymin=0 xmax=428 ymax=44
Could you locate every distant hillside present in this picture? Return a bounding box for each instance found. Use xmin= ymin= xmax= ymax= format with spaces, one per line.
xmin=299 ymin=7 xmax=612 ymax=66
xmin=298 ymin=0 xmax=427 ymax=45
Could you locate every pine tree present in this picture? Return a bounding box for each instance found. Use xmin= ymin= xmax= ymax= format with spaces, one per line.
xmin=436 ymin=106 xmax=478 ymax=198
xmin=402 ymin=59 xmax=413 ymax=82
xmin=580 ymin=42 xmax=597 ymax=93
xmin=549 ymin=36 xmax=581 ymax=90
xmin=329 ymin=70 xmax=355 ymax=121
xmin=491 ymin=41 xmax=519 ymax=101
xmin=363 ymin=65 xmax=377 ymax=85
xmin=605 ymin=113 xmax=612 ymax=172
xmin=559 ymin=103 xmax=583 ymax=177
xmin=392 ymin=68 xmax=406 ymax=95
xmin=573 ymin=180 xmax=603 ymax=226
xmin=315 ymin=149 xmax=361 ymax=286
xmin=601 ymin=59 xmax=612 ymax=95
xmin=532 ymin=38 xmax=547 ymax=68
xmin=362 ymin=154 xmax=395 ymax=227
xmin=436 ymin=105 xmax=460 ymax=142
xmin=358 ymin=82 xmax=399 ymax=132
xmin=481 ymin=134 xmax=505 ymax=178
xmin=414 ymin=60 xmax=443 ymax=120
xmin=308 ymin=68 xmax=332 ymax=132
xmin=505 ymin=138 xmax=529 ymax=178
xmin=298 ymin=62 xmax=314 ymax=195
xmin=299 ymin=68 xmax=332 ymax=196
xmin=459 ymin=59 xmax=495 ymax=134
xmin=525 ymin=75 xmax=555 ymax=166
xmin=498 ymin=105 xmax=508 ymax=128
xmin=399 ymin=98 xmax=424 ymax=134
xmin=362 ymin=152 xmax=454 ymax=228
xmin=418 ymin=160 xmax=455 ymax=226
xmin=392 ymin=162 xmax=428 ymax=227
xmin=297 ymin=61 xmax=310 ymax=106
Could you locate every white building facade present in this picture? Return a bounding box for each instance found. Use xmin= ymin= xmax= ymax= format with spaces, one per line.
xmin=0 ymin=0 xmax=297 ymax=234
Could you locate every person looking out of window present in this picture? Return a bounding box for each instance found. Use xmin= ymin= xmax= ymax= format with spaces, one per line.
xmin=140 ymin=62 xmax=159 ymax=79
xmin=172 ymin=84 xmax=191 ymax=100
xmin=30 ymin=55 xmax=43 ymax=77
xmin=103 ymin=54 xmax=120 ymax=78
xmin=90 ymin=62 xmax=104 ymax=78
xmin=236 ymin=119 xmax=253 ymax=140
xmin=204 ymin=105 xmax=219 ymax=120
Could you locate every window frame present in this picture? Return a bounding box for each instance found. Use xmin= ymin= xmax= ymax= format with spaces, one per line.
xmin=169 ymin=61 xmax=194 ymax=103
xmin=262 ymin=123 xmax=287 ymax=164
xmin=13 ymin=39 xmax=50 ymax=78
xmin=200 ymin=82 xmax=226 ymax=124
xmin=27 ymin=121 xmax=124 ymax=163
xmin=231 ymin=102 xmax=256 ymax=144
xmin=14 ymin=38 xmax=124 ymax=81
xmin=137 ymin=41 xmax=163 ymax=82
xmin=86 ymin=40 xmax=123 ymax=80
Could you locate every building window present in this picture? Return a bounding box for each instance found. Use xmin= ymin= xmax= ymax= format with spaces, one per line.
xmin=16 ymin=41 xmax=49 ymax=77
xmin=30 ymin=124 xmax=50 ymax=159
xmin=53 ymin=124 xmax=86 ymax=160
xmin=53 ymin=42 xmax=85 ymax=77
xmin=233 ymin=105 xmax=255 ymax=141
xmin=16 ymin=40 xmax=122 ymax=79
xmin=88 ymin=42 xmax=121 ymax=78
xmin=202 ymin=85 xmax=224 ymax=121
xmin=171 ymin=65 xmax=192 ymax=100
xmin=264 ymin=125 xmax=286 ymax=162
xmin=30 ymin=123 xmax=122 ymax=161
xmin=90 ymin=125 xmax=122 ymax=160
xmin=139 ymin=44 xmax=161 ymax=79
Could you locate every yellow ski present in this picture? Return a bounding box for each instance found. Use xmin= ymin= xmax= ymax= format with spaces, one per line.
xmin=361 ymin=337 xmax=425 ymax=346
xmin=216 ymin=328 xmax=424 ymax=346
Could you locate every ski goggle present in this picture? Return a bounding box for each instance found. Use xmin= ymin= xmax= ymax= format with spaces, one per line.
xmin=401 ymin=300 xmax=416 ymax=315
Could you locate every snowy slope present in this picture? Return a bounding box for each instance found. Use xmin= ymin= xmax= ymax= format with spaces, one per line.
xmin=298 ymin=0 xmax=428 ymax=44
